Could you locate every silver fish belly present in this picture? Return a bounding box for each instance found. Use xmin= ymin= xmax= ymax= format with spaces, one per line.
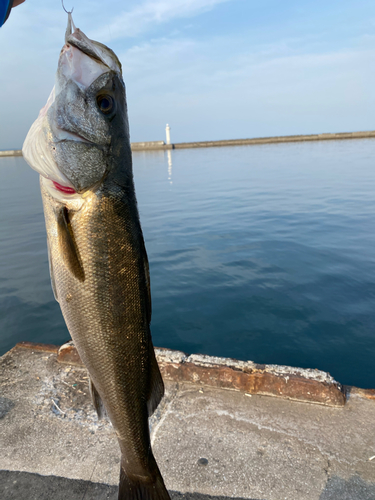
xmin=23 ymin=13 xmax=170 ymax=500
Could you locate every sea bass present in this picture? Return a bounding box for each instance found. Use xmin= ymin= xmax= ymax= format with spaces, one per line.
xmin=22 ymin=14 xmax=170 ymax=500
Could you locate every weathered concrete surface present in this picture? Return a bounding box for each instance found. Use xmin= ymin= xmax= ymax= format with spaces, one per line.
xmin=56 ymin=341 xmax=346 ymax=407
xmin=156 ymin=349 xmax=346 ymax=407
xmin=1 ymin=346 xmax=375 ymax=500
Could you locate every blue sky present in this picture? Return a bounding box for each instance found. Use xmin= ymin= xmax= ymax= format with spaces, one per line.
xmin=0 ymin=0 xmax=374 ymax=148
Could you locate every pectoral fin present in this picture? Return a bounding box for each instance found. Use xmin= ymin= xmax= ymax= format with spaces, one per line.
xmin=56 ymin=206 xmax=85 ymax=282
xmin=47 ymin=239 xmax=59 ymax=302
xmin=89 ymin=378 xmax=107 ymax=419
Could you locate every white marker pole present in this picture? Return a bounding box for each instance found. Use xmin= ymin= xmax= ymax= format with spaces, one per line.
xmin=166 ymin=124 xmax=171 ymax=145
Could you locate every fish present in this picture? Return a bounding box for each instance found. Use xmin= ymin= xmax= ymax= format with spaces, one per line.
xmin=22 ymin=13 xmax=170 ymax=500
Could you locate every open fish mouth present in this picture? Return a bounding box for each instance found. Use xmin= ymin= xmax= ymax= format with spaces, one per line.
xmin=66 ymin=32 xmax=108 ymax=65
xmin=64 ymin=17 xmax=122 ymax=75
xmin=22 ymin=37 xmax=107 ymax=197
xmin=57 ymin=18 xmax=121 ymax=93
xmin=22 ymin=12 xmax=122 ymax=200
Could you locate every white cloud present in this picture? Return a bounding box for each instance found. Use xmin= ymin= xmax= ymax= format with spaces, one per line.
xmin=92 ymin=0 xmax=233 ymax=41
xmin=0 ymin=0 xmax=373 ymax=148
xmin=121 ymin=34 xmax=375 ymax=142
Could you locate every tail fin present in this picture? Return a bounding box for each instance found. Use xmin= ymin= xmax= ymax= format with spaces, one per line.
xmin=119 ymin=464 xmax=171 ymax=500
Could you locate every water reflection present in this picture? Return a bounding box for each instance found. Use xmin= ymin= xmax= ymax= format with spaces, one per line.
xmin=134 ymin=140 xmax=375 ymax=388
xmin=167 ymin=150 xmax=172 ymax=184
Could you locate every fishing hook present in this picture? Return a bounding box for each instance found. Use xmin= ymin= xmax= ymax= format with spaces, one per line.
xmin=61 ymin=0 xmax=74 ymax=15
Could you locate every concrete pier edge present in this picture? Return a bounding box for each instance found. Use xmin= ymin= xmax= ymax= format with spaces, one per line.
xmin=2 ymin=130 xmax=375 ymax=157
xmin=2 ymin=342 xmax=375 ymax=500
xmin=13 ymin=340 xmax=375 ymax=406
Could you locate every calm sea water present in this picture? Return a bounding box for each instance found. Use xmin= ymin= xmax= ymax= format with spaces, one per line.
xmin=1 ymin=140 xmax=374 ymax=388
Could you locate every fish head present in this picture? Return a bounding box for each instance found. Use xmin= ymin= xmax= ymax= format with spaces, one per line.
xmin=23 ymin=16 xmax=129 ymax=201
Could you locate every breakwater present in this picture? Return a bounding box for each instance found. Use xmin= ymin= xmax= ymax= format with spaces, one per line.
xmin=0 ymin=149 xmax=23 ymax=157
xmin=2 ymin=130 xmax=375 ymax=156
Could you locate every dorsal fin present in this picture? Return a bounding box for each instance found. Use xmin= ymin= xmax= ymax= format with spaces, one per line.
xmin=57 ymin=206 xmax=85 ymax=282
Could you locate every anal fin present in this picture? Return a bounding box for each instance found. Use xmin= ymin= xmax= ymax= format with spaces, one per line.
xmin=89 ymin=378 xmax=107 ymax=419
xmin=147 ymin=346 xmax=164 ymax=417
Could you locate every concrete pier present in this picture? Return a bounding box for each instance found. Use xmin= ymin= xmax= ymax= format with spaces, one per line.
xmin=0 ymin=149 xmax=23 ymax=157
xmin=1 ymin=342 xmax=374 ymax=500
xmin=2 ymin=130 xmax=375 ymax=157
xmin=171 ymin=130 xmax=375 ymax=151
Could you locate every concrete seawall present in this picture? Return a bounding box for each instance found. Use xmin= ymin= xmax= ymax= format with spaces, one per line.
xmin=2 ymin=130 xmax=375 ymax=157
xmin=159 ymin=130 xmax=375 ymax=151
xmin=1 ymin=341 xmax=375 ymax=500
xmin=0 ymin=149 xmax=23 ymax=157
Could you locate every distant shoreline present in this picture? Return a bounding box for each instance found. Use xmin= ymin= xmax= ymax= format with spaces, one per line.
xmin=2 ymin=130 xmax=375 ymax=156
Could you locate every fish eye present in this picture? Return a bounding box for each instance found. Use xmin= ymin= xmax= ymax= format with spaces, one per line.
xmin=97 ymin=94 xmax=114 ymax=114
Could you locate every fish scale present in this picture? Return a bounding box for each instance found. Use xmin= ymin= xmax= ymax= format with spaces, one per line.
xmin=23 ymin=13 xmax=170 ymax=500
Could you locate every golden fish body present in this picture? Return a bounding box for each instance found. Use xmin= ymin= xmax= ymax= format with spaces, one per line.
xmin=23 ymin=13 xmax=170 ymax=500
